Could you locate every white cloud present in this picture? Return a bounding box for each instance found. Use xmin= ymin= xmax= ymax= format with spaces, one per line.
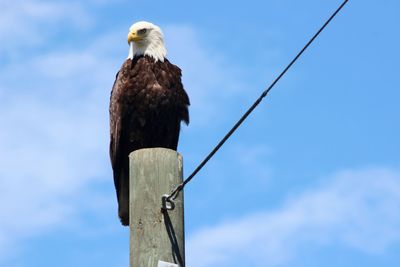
xmin=0 ymin=0 xmax=91 ymax=54
xmin=186 ymin=168 xmax=400 ymax=267
xmin=0 ymin=33 xmax=120 ymax=262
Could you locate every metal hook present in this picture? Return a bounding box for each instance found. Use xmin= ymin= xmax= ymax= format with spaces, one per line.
xmin=161 ymin=194 xmax=175 ymax=211
xmin=161 ymin=184 xmax=184 ymax=211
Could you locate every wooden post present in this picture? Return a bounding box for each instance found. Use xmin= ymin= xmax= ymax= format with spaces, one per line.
xmin=129 ymin=148 xmax=185 ymax=267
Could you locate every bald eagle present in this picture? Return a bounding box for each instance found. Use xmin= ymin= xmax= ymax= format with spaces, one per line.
xmin=109 ymin=21 xmax=190 ymax=226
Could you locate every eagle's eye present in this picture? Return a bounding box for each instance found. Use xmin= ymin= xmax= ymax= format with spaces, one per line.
xmin=137 ymin=28 xmax=147 ymax=35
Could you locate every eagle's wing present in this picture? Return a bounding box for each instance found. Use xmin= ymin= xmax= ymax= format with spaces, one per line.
xmin=158 ymin=60 xmax=190 ymax=125
xmin=171 ymin=64 xmax=190 ymax=125
xmin=109 ymin=71 xmax=123 ymax=181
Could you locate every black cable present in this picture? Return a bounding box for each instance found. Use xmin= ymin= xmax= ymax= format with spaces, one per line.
xmin=165 ymin=0 xmax=349 ymax=203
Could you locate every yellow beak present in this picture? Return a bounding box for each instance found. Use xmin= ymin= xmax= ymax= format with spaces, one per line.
xmin=127 ymin=31 xmax=141 ymax=43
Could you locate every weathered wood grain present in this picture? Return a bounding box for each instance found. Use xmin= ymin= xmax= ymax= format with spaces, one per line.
xmin=129 ymin=148 xmax=185 ymax=267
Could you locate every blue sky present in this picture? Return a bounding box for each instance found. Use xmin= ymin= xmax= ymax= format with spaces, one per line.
xmin=1 ymin=0 xmax=400 ymax=266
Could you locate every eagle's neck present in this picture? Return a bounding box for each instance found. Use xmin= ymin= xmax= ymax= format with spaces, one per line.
xmin=127 ymin=39 xmax=166 ymax=62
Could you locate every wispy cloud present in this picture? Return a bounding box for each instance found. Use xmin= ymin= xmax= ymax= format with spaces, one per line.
xmin=0 ymin=90 xmax=103 ymax=260
xmin=187 ymin=168 xmax=400 ymax=267
xmin=0 ymin=0 xmax=91 ymax=56
xmin=0 ymin=33 xmax=119 ymax=263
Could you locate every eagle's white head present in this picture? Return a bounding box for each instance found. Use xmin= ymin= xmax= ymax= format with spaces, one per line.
xmin=127 ymin=21 xmax=166 ymax=62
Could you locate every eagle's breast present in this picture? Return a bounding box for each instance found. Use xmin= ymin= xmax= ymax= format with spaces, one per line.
xmin=110 ymin=55 xmax=189 ymax=151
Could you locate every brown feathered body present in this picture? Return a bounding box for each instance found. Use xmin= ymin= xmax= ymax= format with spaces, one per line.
xmin=109 ymin=55 xmax=190 ymax=226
